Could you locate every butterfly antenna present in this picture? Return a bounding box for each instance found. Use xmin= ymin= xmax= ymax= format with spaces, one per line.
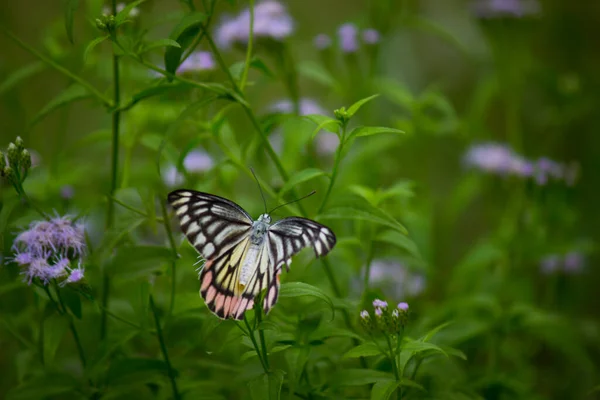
xmin=269 ymin=191 xmax=316 ymax=215
xmin=250 ymin=167 xmax=268 ymax=214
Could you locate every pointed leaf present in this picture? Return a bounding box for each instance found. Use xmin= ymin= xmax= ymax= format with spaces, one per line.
xmin=348 ymin=126 xmax=405 ymax=140
xmin=279 ymin=282 xmax=334 ymax=319
xmin=83 ymin=35 xmax=109 ymax=64
xmin=139 ymin=38 xmax=181 ymax=55
xmin=164 ymin=11 xmax=207 ymax=77
xmin=347 ymin=94 xmax=380 ymax=117
xmin=30 ymin=84 xmax=91 ymax=126
xmin=371 ymin=380 xmax=400 ymax=400
xmin=64 ymin=0 xmax=79 ymax=44
xmin=278 ymin=168 xmax=328 ymax=199
xmin=319 ymin=207 xmax=407 ymax=234
xmin=304 ymin=114 xmax=340 ymax=137
xmin=374 ymin=230 xmax=421 ymax=259
xmin=343 ymin=342 xmax=383 ymax=358
xmin=332 ymin=369 xmax=394 ymax=386
xmin=0 ymin=62 xmax=45 ymax=94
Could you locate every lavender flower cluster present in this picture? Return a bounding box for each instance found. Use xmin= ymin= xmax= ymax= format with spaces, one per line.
xmin=540 ymin=252 xmax=585 ymax=275
xmin=216 ymin=1 xmax=294 ymax=49
xmin=464 ymin=142 xmax=579 ymax=186
xmin=360 ymin=299 xmax=409 ymax=334
xmin=9 ymin=216 xmax=86 ymax=286
xmin=472 ymin=0 xmax=541 ymax=18
xmin=314 ymin=23 xmax=380 ymax=53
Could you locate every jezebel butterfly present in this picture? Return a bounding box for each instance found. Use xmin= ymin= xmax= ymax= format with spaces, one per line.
xmin=168 ymin=189 xmax=336 ymax=320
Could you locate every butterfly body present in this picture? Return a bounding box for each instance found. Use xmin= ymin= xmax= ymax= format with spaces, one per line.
xmin=168 ymin=189 xmax=336 ymax=320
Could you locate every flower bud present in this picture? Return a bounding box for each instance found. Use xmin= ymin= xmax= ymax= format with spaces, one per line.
xmin=7 ymin=143 xmax=19 ymax=167
xmin=0 ymin=151 xmax=6 ymax=173
xmin=3 ymin=166 xmax=15 ymax=184
xmin=14 ymin=136 xmax=25 ymax=151
xmin=20 ymin=149 xmax=32 ymax=171
xmin=359 ymin=310 xmax=374 ymax=333
xmin=95 ymin=18 xmax=107 ymax=31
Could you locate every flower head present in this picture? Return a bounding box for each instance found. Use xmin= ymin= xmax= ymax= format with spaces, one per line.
xmin=338 ymin=23 xmax=359 ymax=53
xmin=314 ymin=34 xmax=332 ymax=50
xmin=373 ymin=299 xmax=388 ymax=309
xmin=397 ymin=302 xmax=409 ymax=311
xmin=177 ymin=51 xmax=215 ymax=74
xmin=216 ymin=1 xmax=294 ymax=49
xmin=60 ymin=185 xmax=75 ymax=200
xmin=183 ymin=150 xmax=214 ymax=173
xmin=360 ymin=310 xmax=369 ymax=320
xmin=374 ymin=307 xmax=383 ymax=317
xmin=473 ymin=0 xmax=541 ymax=18
xmin=362 ymin=29 xmax=380 ymax=45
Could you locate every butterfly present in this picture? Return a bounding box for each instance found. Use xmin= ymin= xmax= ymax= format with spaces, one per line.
xmin=168 ymin=189 xmax=336 ymax=320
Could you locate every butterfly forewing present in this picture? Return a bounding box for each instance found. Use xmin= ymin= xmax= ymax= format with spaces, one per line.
xmin=168 ymin=189 xmax=337 ymax=320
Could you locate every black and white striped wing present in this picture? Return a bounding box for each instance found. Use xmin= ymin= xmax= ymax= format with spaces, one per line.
xmin=167 ymin=189 xmax=253 ymax=260
xmin=267 ymin=217 xmax=337 ymax=272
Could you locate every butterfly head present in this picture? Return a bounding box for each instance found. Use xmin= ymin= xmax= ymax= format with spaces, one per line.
xmin=257 ymin=213 xmax=272 ymax=224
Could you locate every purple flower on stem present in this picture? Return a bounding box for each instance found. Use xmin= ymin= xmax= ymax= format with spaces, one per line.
xmin=183 ymin=150 xmax=214 ymax=173
xmin=61 ymin=267 xmax=85 ymax=286
xmin=397 ymin=302 xmax=409 ymax=311
xmin=338 ymin=23 xmax=359 ymax=53
xmin=177 ymin=51 xmax=215 ymax=74
xmin=362 ymin=29 xmax=380 ymax=45
xmin=360 ymin=310 xmax=369 ymax=320
xmin=374 ymin=307 xmax=383 ymax=317
xmin=372 ymin=299 xmax=388 ymax=309
xmin=314 ymin=34 xmax=332 ymax=50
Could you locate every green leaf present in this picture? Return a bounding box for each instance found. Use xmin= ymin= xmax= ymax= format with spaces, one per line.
xmin=248 ymin=370 xmax=285 ymax=400
xmin=304 ymin=114 xmax=340 ymax=137
xmin=83 ymin=35 xmax=109 ymax=64
xmin=371 ymin=380 xmax=399 ymax=400
xmin=332 ymin=369 xmax=394 ymax=386
xmin=0 ymin=61 xmax=45 ymax=94
xmin=374 ymin=230 xmax=421 ymax=259
xmin=164 ymin=11 xmax=207 ymax=77
xmin=107 ymin=358 xmax=175 ymax=385
xmin=421 ymin=321 xmax=452 ymax=342
xmin=278 ymin=168 xmax=327 ymax=199
xmin=43 ymin=314 xmax=68 ymax=363
xmin=309 ymin=326 xmax=364 ymax=342
xmin=343 ymin=342 xmax=383 ymax=358
xmin=30 ymin=84 xmax=91 ymax=127
xmin=240 ymin=350 xmax=258 ymax=362
xmin=139 ymin=38 xmax=181 ymax=55
xmin=279 ymin=282 xmax=334 ymax=319
xmin=319 ymin=207 xmax=407 ymax=234
xmin=124 ymin=83 xmax=194 ymax=109
xmin=61 ymin=288 xmax=82 ymax=319
xmin=64 ymin=0 xmax=79 ymax=44
xmin=347 ymin=126 xmax=405 ymax=140
xmin=298 ymin=61 xmax=338 ymax=89
xmin=6 ymin=372 xmax=80 ymax=400
xmin=399 ymin=379 xmax=425 ymax=391
xmin=230 ymin=57 xmax=274 ymax=81
xmin=347 ymin=94 xmax=380 ymax=118
xmin=114 ymin=0 xmax=146 ymax=26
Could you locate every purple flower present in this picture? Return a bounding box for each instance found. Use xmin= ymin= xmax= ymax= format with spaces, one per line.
xmin=397 ymin=302 xmax=409 ymax=311
xmin=269 ymin=98 xmax=328 ymax=116
xmin=540 ymin=255 xmax=560 ymax=274
xmin=60 ymin=185 xmax=75 ymax=200
xmin=338 ymin=23 xmax=359 ymax=53
xmin=564 ymin=252 xmax=584 ymax=274
xmin=374 ymin=307 xmax=383 ymax=317
xmin=177 ymin=51 xmax=215 ymax=74
xmin=183 ymin=150 xmax=214 ymax=173
xmin=314 ymin=34 xmax=332 ymax=50
xmin=61 ymin=267 xmax=85 ymax=286
xmin=464 ymin=142 xmax=516 ymax=175
xmin=372 ymin=299 xmax=388 ymax=308
xmin=360 ymin=310 xmax=370 ymax=319
xmin=163 ymin=165 xmax=184 ymax=187
xmin=473 ymin=0 xmax=540 ymax=18
xmin=362 ymin=29 xmax=380 ymax=45
xmin=216 ymin=1 xmax=294 ymax=49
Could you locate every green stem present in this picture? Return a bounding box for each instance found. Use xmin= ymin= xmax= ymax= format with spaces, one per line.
xmin=254 ymin=303 xmax=270 ymax=371
xmin=102 ymin=0 xmax=122 ymax=340
xmin=110 ymin=196 xmax=164 ymax=221
xmin=239 ymin=0 xmax=254 ymax=92
xmin=160 ymin=198 xmax=179 ymax=316
xmin=149 ymin=294 xmax=181 ymax=400
xmin=318 ymin=125 xmax=346 ymax=214
xmin=384 ymin=334 xmax=401 ymax=400
xmin=242 ymin=317 xmax=269 ymax=373
xmin=1 ymin=28 xmax=112 ymax=107
xmin=54 ymin=284 xmax=87 ymax=368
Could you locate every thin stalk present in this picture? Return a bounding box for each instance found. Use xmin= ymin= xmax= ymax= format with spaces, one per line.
xmin=54 ymin=283 xmax=88 ymax=368
xmin=384 ymin=334 xmax=401 ymax=400
xmin=1 ymin=28 xmax=112 ymax=107
xmin=160 ymin=198 xmax=179 ymax=315
xmin=254 ymin=304 xmax=270 ymax=371
xmin=397 ymin=330 xmax=403 ymax=399
xmin=102 ymin=0 xmax=122 ymax=340
xmin=149 ymin=294 xmax=181 ymax=400
xmin=318 ymin=127 xmax=346 ymax=214
xmin=111 ymin=196 xmax=164 ymax=221
xmin=239 ymin=0 xmax=254 ymax=92
xmin=242 ymin=317 xmax=269 ymax=373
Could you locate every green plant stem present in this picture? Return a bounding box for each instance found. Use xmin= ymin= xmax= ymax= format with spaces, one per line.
xmin=397 ymin=330 xmax=403 ymax=399
xmin=254 ymin=304 xmax=270 ymax=371
xmin=160 ymin=198 xmax=179 ymax=316
xmin=318 ymin=127 xmax=346 ymax=214
xmin=102 ymin=0 xmax=122 ymax=341
xmin=1 ymin=28 xmax=112 ymax=107
xmin=242 ymin=317 xmax=269 ymax=373
xmin=239 ymin=0 xmax=254 ymax=91
xmin=149 ymin=294 xmax=181 ymax=400
xmin=54 ymin=284 xmax=87 ymax=368
xmin=384 ymin=334 xmax=401 ymax=400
